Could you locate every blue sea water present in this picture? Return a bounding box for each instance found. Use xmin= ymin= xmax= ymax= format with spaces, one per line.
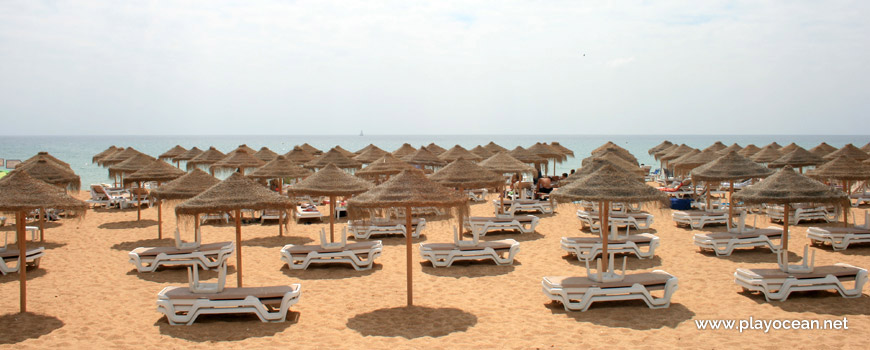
xmin=1 ymin=135 xmax=867 ymax=187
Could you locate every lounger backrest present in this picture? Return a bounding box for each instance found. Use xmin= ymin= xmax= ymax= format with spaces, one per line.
xmin=91 ymin=185 xmax=108 ymax=199
xmin=454 ymin=226 xmax=479 ymax=246
xmin=319 ymin=227 xmax=347 ymax=249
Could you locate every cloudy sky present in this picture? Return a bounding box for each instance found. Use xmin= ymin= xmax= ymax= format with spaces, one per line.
xmin=1 ymin=1 xmax=868 ymax=135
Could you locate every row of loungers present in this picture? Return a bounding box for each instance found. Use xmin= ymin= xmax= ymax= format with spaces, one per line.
xmin=561 ymin=233 xmax=659 ymax=262
xmin=806 ymin=212 xmax=870 ymax=251
xmin=281 ymin=229 xmax=383 ymax=271
xmin=766 ymin=204 xmax=838 ymax=224
xmin=576 ymin=210 xmax=654 ymax=232
xmin=420 ymin=228 xmax=520 ymax=267
xmin=492 ymin=199 xmax=555 ymax=215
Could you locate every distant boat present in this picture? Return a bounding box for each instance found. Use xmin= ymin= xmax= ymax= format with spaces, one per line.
xmin=359 ymin=130 xmax=364 ymax=136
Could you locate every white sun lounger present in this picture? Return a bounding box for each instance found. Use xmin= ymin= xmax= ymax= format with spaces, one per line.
xmin=542 ymin=270 xmax=678 ymax=311
xmin=850 ymin=191 xmax=870 ymax=207
xmin=561 ymin=233 xmax=659 ymax=262
xmin=694 ymin=229 xmax=783 ymax=256
xmin=293 ymin=205 xmax=324 ymax=223
xmin=467 ymin=189 xmax=489 ymax=202
xmin=157 ymin=283 xmax=302 ymax=325
xmin=576 ymin=210 xmax=654 ymax=232
xmin=464 ymin=215 xmax=539 ymax=236
xmin=806 ymin=212 xmax=870 ymax=251
xmin=0 ymin=247 xmax=45 ymax=275
xmin=347 ymin=218 xmax=426 ymax=239
xmin=420 ymin=228 xmax=519 ymax=267
xmin=280 ymin=228 xmax=383 ymax=271
xmin=734 ymin=264 xmax=868 ymax=302
xmin=129 ymin=241 xmax=235 ymax=272
xmin=766 ymin=204 xmax=838 ymax=224
xmin=672 ymin=210 xmax=728 ymax=229
xmin=492 ymin=199 xmax=555 ymax=215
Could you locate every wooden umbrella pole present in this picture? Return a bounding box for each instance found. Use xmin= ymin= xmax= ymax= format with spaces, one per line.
xmin=158 ymin=200 xmax=163 ymax=239
xmin=705 ymin=184 xmax=711 ymax=211
xmin=782 ymin=203 xmax=790 ymax=271
xmin=279 ymin=207 xmax=284 ymax=237
xmin=844 ymin=180 xmax=850 ymax=228
xmin=194 ymin=213 xmax=201 ymax=243
xmin=136 ymin=181 xmax=142 ymax=221
xmin=330 ymin=195 xmax=336 ymax=243
xmin=406 ymin=205 xmax=413 ymax=307
xmin=235 ymin=209 xmax=243 ymax=287
xmin=40 ymin=208 xmax=45 ymax=242
xmin=728 ymin=182 xmax=734 ymax=228
xmin=18 ymin=211 xmax=27 ymax=313
xmin=601 ymin=201 xmax=610 ymax=273
xmin=458 ymin=187 xmax=464 ymax=239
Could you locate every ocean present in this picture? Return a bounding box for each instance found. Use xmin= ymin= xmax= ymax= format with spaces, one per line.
xmin=1 ymin=135 xmax=867 ymax=187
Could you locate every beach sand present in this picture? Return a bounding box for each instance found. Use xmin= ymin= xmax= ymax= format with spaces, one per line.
xmin=2 ymin=192 xmax=869 ymax=349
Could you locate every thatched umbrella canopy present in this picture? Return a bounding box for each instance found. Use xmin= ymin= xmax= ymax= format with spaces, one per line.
xmin=734 ymin=166 xmax=848 ymax=271
xmin=672 ymin=149 xmax=720 ymax=175
xmin=768 ymin=147 xmax=824 ymax=170
xmin=807 ymin=155 xmax=870 ymax=228
xmin=173 ymin=146 xmax=203 ymax=162
xmin=230 ymin=144 xmax=257 ymax=155
xmin=659 ymin=144 xmax=695 ymax=162
xmin=186 ymin=147 xmax=226 ymax=173
xmin=648 ymin=141 xmax=673 ymax=155
xmin=347 ymin=169 xmax=468 ymax=307
xmin=10 ymin=159 xmax=80 ymax=192
xmin=779 ymin=143 xmax=800 ymax=154
xmin=666 ymin=149 xmax=700 ymax=171
xmin=591 ymin=141 xmax=631 ymax=156
xmin=151 ymin=168 xmax=220 ymax=202
xmin=393 ymin=143 xmax=417 ymax=159
xmin=808 ymin=142 xmax=837 ymax=157
xmin=470 ymin=145 xmax=494 ymax=159
xmin=92 ymin=146 xmax=120 ymax=164
xmin=123 ymin=159 xmax=186 ymax=236
xmin=653 ymin=144 xmax=679 ymax=160
xmin=300 ymin=143 xmax=322 ymax=155
xmin=108 ymin=153 xmax=157 ymax=179
xmin=430 ymin=158 xmax=504 ymax=190
xmin=509 ymin=146 xmax=546 ymax=166
xmin=563 ymin=158 xmax=644 ymax=186
xmin=356 ymin=154 xmax=416 ymax=180
xmin=403 ymin=147 xmax=446 ymax=168
xmin=861 ymin=142 xmax=870 ymax=153
xmin=479 ymin=152 xmax=536 ymax=175
xmin=737 ymin=144 xmax=761 ymax=157
xmin=248 ymin=155 xmax=312 ymax=181
xmin=439 ymin=145 xmax=482 ymax=163
xmin=552 ymin=164 xmax=667 ymax=276
xmin=765 ymin=142 xmax=783 ymax=150
xmin=210 ymin=149 xmax=265 ymax=175
xmin=822 ymin=143 xmax=869 ymax=161
xmin=176 ymin=173 xmax=294 ymax=287
xmin=717 ymin=143 xmax=743 ymax=155
xmin=354 ymin=144 xmax=379 ymax=155
xmin=158 ymin=145 xmax=188 ymax=161
xmin=702 ymin=141 xmax=728 ymax=153
xmin=0 ymin=171 xmax=87 ymax=313
xmin=691 ymin=151 xmax=775 ymax=222
xmin=549 ymin=142 xmax=574 ymax=158
xmin=750 ymin=145 xmax=782 ymax=163
xmin=22 ymin=152 xmax=72 ymax=170
xmin=590 ymin=148 xmax=639 ymax=166
xmin=426 ymin=143 xmax=448 ymax=156
xmin=354 ymin=145 xmax=389 ymax=164
xmin=582 ymin=152 xmax=645 ymax=176
xmin=304 ymin=148 xmax=363 ymax=170
xmin=253 ymin=147 xmax=279 ymax=162
xmin=284 ymin=146 xmax=315 ymax=163
xmin=331 ymin=145 xmax=356 ymax=158
xmin=483 ymin=141 xmax=509 ymax=154
xmin=289 ymin=164 xmax=373 ymax=241
xmin=528 ymin=143 xmax=564 ymax=176
xmin=98 ymin=147 xmax=143 ymax=167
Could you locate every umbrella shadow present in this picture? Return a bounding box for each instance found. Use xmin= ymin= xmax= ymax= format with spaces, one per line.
xmin=420 ymin=261 xmax=517 ymax=278
xmin=155 ymin=312 xmax=298 ymax=341
xmin=468 ymin=231 xmax=545 ymax=242
xmin=561 ymin=255 xmax=663 ymax=271
xmin=98 ymin=219 xmax=158 ymax=230
xmin=2 ymin=241 xmax=67 ymax=251
xmin=242 ymin=236 xmax=314 ymax=248
xmin=280 ymin=263 xmax=381 ymax=280
xmin=0 ymin=312 xmax=64 ymax=344
xmin=739 ymin=290 xmax=870 ymax=315
xmin=111 ymin=238 xmax=177 ymax=251
xmin=716 ymin=250 xmax=802 ymax=264
xmin=379 ymin=235 xmax=428 ymax=246
xmin=0 ymin=267 xmax=47 ymax=284
xmin=346 ymin=306 xmax=477 ymax=339
xmin=0 ymin=222 xmax=63 ymax=232
xmin=92 ymin=207 xmax=139 ymax=214
xmin=818 ymin=244 xmax=870 ymax=255
xmin=544 ymin=302 xmax=694 ymax=330
xmin=127 ymin=265 xmax=237 ymax=283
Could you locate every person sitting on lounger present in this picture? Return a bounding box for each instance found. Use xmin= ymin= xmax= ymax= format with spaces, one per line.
xmin=536 ymin=177 xmax=553 ymax=199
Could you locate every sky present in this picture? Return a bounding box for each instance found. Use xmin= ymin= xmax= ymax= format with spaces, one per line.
xmin=1 ymin=1 xmax=868 ymax=135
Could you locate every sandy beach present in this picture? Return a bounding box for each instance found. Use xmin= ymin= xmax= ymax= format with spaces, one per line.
xmin=1 ymin=190 xmax=868 ymax=349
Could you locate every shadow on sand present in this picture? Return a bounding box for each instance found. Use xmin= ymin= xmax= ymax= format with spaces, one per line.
xmin=545 ymin=302 xmax=695 ymax=330
xmin=98 ymin=219 xmax=158 ymax=230
xmin=0 ymin=312 xmax=64 ymax=344
xmin=155 ymin=312 xmax=298 ymax=341
xmin=347 ymin=306 xmax=477 ymax=339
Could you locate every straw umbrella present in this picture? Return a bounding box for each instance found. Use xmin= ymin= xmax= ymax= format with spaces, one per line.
xmin=430 ymin=158 xmax=504 ymax=236
xmin=354 ymin=145 xmax=389 ymax=164
xmin=176 ymin=173 xmax=294 ymax=287
xmin=356 ymin=154 xmax=416 ymax=183
xmin=402 ymin=147 xmax=446 ymax=170
xmin=765 ymin=142 xmax=783 ymax=150
xmin=563 ymin=158 xmax=644 ymax=186
xmin=582 ymin=152 xmax=645 ymax=177
xmin=392 ymin=143 xmax=417 ymax=158
xmin=591 ymin=141 xmax=631 ymax=155
xmin=230 ymin=144 xmax=257 ymax=155
xmin=150 ymin=169 xmax=220 ymax=244
xmin=439 ymin=145 xmax=483 ymax=163
xmin=22 ymin=152 xmax=72 ymax=170
xmin=702 ymin=141 xmax=728 ymax=153
xmin=109 ymin=153 xmax=159 ymax=220
xmin=861 ymin=142 xmax=870 ymax=154
xmin=248 ymin=155 xmax=313 ymax=236
xmin=648 ymin=141 xmax=673 ymax=155
xmin=300 ymin=143 xmax=322 ymax=155
xmin=254 ymin=147 xmax=279 ymax=162
xmin=734 ymin=167 xmax=848 ymax=272
xmin=470 ymin=145 xmax=494 ymax=160
xmin=768 ymin=147 xmax=824 ymax=173
xmin=750 ymin=145 xmax=782 ymax=163
xmin=822 ymin=144 xmax=869 ymax=162
xmin=549 ymin=142 xmax=574 ymax=159
xmin=173 ymin=146 xmax=203 ymax=166
xmin=284 ymin=146 xmax=316 ymax=164
xmin=158 ymin=145 xmax=188 ymax=165
xmin=779 ymin=143 xmax=800 ymax=154
xmin=425 ymin=143 xmax=448 ymax=156
xmin=659 ymin=144 xmax=696 ymax=179
xmin=808 ymin=142 xmax=837 ymax=157
xmin=186 ymin=147 xmax=226 ymax=174
xmin=123 ymin=160 xmax=186 ymax=238
xmin=98 ymin=147 xmax=143 ymax=167
xmin=0 ymin=171 xmax=87 ymax=312
xmin=210 ymin=149 xmax=266 ymax=175
xmin=653 ymin=144 xmax=679 ymax=160
xmin=483 ymin=141 xmax=509 ymax=154
xmin=347 ymin=169 xmax=468 ymax=306
xmin=667 ymin=149 xmax=700 ymax=175
xmin=290 ymin=164 xmax=373 ymax=242
xmin=737 ymin=144 xmax=761 ymax=157
xmin=354 ymin=144 xmax=379 ymax=155
xmin=304 ymin=148 xmax=363 ymax=171
xmin=672 ymin=148 xmax=721 ymax=177
xmin=8 ymin=159 xmax=81 ymax=241
xmin=691 ymin=151 xmax=774 ymax=224
xmin=717 ymin=143 xmax=743 ymax=156
xmin=332 ymin=145 xmax=356 ymax=158
xmin=552 ymin=165 xmax=667 ymax=274
xmin=527 ymin=143 xmax=564 ymax=176
xmin=479 ymin=152 xmax=537 ymax=212
xmin=807 ymin=155 xmax=870 ymax=227
xmin=509 ymin=146 xmax=547 ymax=169
xmin=92 ymin=146 xmax=120 ymax=164
xmin=589 ymin=147 xmax=640 ymax=166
